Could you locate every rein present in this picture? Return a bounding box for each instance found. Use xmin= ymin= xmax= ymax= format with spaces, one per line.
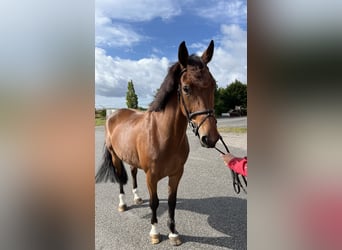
xmin=214 ymin=136 xmax=247 ymax=194
xmin=178 ymin=68 xmax=247 ymax=194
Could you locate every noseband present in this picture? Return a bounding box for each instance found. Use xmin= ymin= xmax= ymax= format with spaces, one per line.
xmin=178 ymin=68 xmax=215 ymax=137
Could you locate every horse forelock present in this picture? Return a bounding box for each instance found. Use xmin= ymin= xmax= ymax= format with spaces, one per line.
xmin=188 ymin=54 xmax=204 ymax=68
xmin=148 ymin=63 xmax=181 ymax=112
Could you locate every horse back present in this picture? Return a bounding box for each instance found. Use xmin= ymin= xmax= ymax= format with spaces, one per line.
xmin=106 ymin=108 xmax=143 ymax=126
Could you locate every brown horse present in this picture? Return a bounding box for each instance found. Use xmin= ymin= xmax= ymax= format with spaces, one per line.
xmin=96 ymin=40 xmax=220 ymax=246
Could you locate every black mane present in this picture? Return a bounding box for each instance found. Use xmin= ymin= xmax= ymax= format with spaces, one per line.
xmin=148 ymin=54 xmax=204 ymax=112
xmin=148 ymin=62 xmax=181 ymax=112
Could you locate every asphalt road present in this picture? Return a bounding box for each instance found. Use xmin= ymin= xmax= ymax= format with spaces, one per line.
xmin=95 ymin=117 xmax=247 ymax=250
xmin=217 ymin=117 xmax=247 ymax=128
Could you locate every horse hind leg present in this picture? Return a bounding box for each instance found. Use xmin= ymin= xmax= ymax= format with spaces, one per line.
xmin=95 ymin=145 xmax=128 ymax=212
xmin=130 ymin=166 xmax=143 ymax=205
xmin=118 ymin=178 xmax=127 ymax=212
xmin=114 ymin=157 xmax=128 ymax=212
xmin=95 ymin=145 xmax=128 ymax=185
xmin=104 ymin=147 xmax=129 ymax=212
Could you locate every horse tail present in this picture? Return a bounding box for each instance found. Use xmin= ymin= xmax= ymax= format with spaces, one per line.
xmin=95 ymin=146 xmax=128 ymax=184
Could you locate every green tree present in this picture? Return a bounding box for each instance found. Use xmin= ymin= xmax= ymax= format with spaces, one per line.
xmin=226 ymin=80 xmax=247 ymax=109
xmin=214 ymin=84 xmax=226 ymax=116
xmin=126 ymin=80 xmax=138 ymax=109
xmin=214 ymin=80 xmax=247 ymax=116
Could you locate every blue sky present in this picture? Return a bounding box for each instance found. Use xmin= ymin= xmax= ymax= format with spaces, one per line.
xmin=95 ymin=0 xmax=247 ymax=108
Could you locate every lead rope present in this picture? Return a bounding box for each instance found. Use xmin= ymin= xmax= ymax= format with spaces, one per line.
xmin=214 ymin=135 xmax=247 ymax=194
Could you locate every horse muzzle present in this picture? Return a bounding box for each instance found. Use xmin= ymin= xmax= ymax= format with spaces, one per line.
xmin=187 ymin=111 xmax=219 ymax=148
xmin=199 ymin=133 xmax=219 ymax=148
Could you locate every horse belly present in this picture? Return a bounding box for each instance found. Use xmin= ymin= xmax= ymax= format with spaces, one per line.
xmin=145 ymin=143 xmax=189 ymax=178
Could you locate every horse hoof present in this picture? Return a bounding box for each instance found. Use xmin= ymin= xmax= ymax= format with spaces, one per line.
xmin=150 ymin=234 xmax=161 ymax=244
xmin=134 ymin=198 xmax=143 ymax=205
xmin=169 ymin=234 xmax=182 ymax=246
xmin=118 ymin=204 xmax=127 ymax=212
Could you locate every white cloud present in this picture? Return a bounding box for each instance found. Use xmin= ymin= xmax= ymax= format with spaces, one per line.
xmin=95 ymin=0 xmax=181 ymax=48
xmin=194 ymin=0 xmax=246 ymax=24
xmin=95 ymin=47 xmax=170 ymax=108
xmin=96 ymin=22 xmax=143 ymax=48
xmin=189 ymin=25 xmax=247 ymax=87
xmin=94 ymin=1 xmax=247 ymax=107
xmin=95 ymin=10 xmax=144 ymax=48
xmin=96 ymin=0 xmax=181 ymax=22
xmin=189 ymin=42 xmax=207 ymax=50
xmin=210 ymin=24 xmax=247 ymax=86
xmin=95 ymin=23 xmax=247 ymax=108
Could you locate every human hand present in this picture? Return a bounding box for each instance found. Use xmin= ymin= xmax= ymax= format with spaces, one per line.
xmin=221 ymin=153 xmax=236 ymax=165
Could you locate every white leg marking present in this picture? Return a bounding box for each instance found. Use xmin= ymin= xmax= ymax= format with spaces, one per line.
xmin=132 ymin=188 xmax=140 ymax=200
xmin=150 ymin=223 xmax=159 ymax=236
xmin=168 ymin=232 xmax=179 ymax=238
xmin=150 ymin=223 xmax=161 ymax=244
xmin=168 ymin=222 xmax=179 ymax=238
xmin=118 ymin=194 xmax=126 ymax=206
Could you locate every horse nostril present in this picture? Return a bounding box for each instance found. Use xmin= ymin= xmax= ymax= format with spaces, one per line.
xmin=201 ymin=136 xmax=209 ymax=147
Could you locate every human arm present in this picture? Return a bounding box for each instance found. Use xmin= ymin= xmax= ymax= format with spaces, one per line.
xmin=221 ymin=153 xmax=248 ymax=177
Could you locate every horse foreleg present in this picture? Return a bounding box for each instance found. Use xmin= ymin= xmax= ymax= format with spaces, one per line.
xmin=146 ymin=173 xmax=160 ymax=244
xmin=167 ymin=174 xmax=183 ymax=246
xmin=130 ymin=166 xmax=143 ymax=205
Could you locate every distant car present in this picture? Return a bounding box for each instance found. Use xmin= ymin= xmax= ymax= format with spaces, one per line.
xmin=228 ymin=109 xmax=241 ymax=117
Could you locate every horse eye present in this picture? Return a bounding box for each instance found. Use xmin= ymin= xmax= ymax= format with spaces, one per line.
xmin=182 ymin=85 xmax=190 ymax=95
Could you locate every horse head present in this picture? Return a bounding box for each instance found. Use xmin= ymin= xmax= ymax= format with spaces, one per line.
xmin=178 ymin=40 xmax=220 ymax=148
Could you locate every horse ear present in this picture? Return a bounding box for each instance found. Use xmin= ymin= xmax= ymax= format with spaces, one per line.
xmin=178 ymin=41 xmax=189 ymax=68
xmin=201 ymin=40 xmax=214 ymax=64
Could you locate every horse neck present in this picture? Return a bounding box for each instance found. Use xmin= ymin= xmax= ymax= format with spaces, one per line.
xmin=158 ymin=92 xmax=188 ymax=139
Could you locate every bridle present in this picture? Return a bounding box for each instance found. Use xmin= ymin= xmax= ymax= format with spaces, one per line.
xmin=178 ymin=68 xmax=216 ymax=137
xmin=178 ymin=67 xmax=247 ymax=194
